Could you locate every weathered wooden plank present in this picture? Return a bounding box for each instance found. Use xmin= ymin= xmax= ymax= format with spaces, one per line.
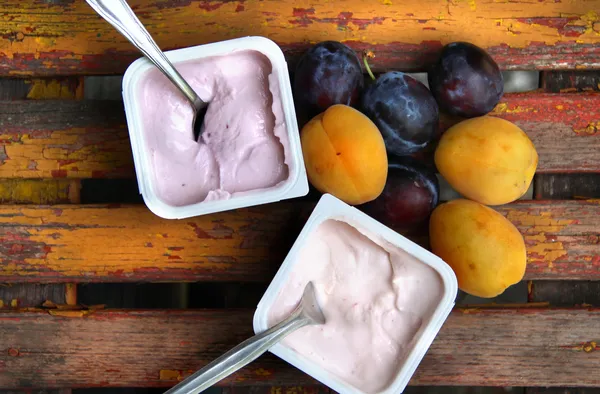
xmin=528 ymin=281 xmax=600 ymax=306
xmin=0 ymin=0 xmax=599 ymax=76
xmin=0 ymin=78 xmax=83 ymax=100
xmin=0 ymin=100 xmax=132 ymax=179
xmin=534 ymin=174 xmax=600 ymax=200
xmin=0 ymin=308 xmax=598 ymax=388
xmin=0 ymin=284 xmax=65 ymax=308
xmin=495 ymin=200 xmax=600 ymax=280
xmin=0 ymin=200 xmax=598 ymax=283
xmin=0 ymin=179 xmax=79 ymax=204
xmin=0 ymin=72 xmax=82 ymax=318
xmin=1 ymin=93 xmax=598 ymax=180
xmin=487 ymin=93 xmax=600 ymax=173
xmin=0 ymin=203 xmax=311 ymax=283
xmin=0 ymin=83 xmax=82 ymax=316
xmin=541 ymin=71 xmax=600 ymax=93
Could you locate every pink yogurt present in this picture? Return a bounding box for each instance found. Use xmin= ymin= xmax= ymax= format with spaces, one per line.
xmin=268 ymin=219 xmax=445 ymax=393
xmin=135 ymin=50 xmax=291 ymax=206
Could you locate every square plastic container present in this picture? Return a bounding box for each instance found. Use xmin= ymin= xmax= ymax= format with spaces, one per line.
xmin=253 ymin=193 xmax=458 ymax=394
xmin=122 ymin=36 xmax=309 ymax=219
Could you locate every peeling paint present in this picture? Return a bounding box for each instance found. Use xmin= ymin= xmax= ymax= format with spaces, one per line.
xmin=254 ymin=368 xmax=273 ymax=376
xmin=0 ymin=204 xmax=296 ymax=282
xmin=159 ymin=369 xmax=193 ymax=381
xmin=0 ymin=1 xmax=599 ymax=75
xmin=26 ymin=78 xmax=83 ymax=100
xmin=561 ymin=341 xmax=598 ymax=352
xmin=48 ymin=310 xmax=92 ymax=317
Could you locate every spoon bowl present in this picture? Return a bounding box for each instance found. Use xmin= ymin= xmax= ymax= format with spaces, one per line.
xmin=86 ymin=0 xmax=208 ymax=141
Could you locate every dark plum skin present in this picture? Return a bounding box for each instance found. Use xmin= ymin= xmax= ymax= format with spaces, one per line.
xmin=360 ymin=156 xmax=439 ymax=229
xmin=360 ymin=72 xmax=439 ymax=156
xmin=293 ymin=41 xmax=364 ymax=126
xmin=428 ymin=42 xmax=504 ymax=118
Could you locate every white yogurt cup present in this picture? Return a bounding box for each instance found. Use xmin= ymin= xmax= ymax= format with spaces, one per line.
xmin=253 ymin=193 xmax=458 ymax=394
xmin=122 ymin=36 xmax=309 ymax=219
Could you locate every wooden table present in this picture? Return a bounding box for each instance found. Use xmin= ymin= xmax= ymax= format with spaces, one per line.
xmin=1 ymin=1 xmax=599 ymax=393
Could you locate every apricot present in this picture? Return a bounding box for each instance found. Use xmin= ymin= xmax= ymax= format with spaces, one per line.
xmin=300 ymin=104 xmax=388 ymax=205
xmin=429 ymin=199 xmax=526 ymax=298
xmin=434 ymin=116 xmax=538 ymax=206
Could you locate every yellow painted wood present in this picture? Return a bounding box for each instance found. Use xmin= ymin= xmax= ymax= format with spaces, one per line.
xmin=0 ymin=0 xmax=598 ymax=74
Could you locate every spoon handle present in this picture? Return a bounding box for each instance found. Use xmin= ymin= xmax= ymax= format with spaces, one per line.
xmin=86 ymin=0 xmax=203 ymax=108
xmin=163 ymin=309 xmax=310 ymax=394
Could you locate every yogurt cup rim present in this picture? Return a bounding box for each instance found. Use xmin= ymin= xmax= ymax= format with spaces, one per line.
xmin=122 ymin=36 xmax=308 ymax=219
xmin=253 ymin=193 xmax=458 ymax=394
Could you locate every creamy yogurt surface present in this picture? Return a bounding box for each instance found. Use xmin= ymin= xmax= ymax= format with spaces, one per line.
xmin=136 ymin=50 xmax=291 ymax=206
xmin=268 ymin=219 xmax=444 ymax=393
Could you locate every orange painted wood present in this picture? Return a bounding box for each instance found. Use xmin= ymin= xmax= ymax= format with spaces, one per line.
xmin=0 ymin=307 xmax=598 ymax=388
xmin=1 ymin=93 xmax=599 ymax=179
xmin=0 ymin=78 xmax=83 ymax=100
xmin=0 ymin=203 xmax=310 ymax=283
xmin=0 ymin=179 xmax=79 ymax=204
xmin=0 ymin=1 xmax=599 ymax=76
xmin=0 ymin=100 xmax=133 ymax=179
xmin=0 ymin=200 xmax=598 ymax=283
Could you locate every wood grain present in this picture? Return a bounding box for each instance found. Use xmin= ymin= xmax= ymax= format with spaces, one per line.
xmin=0 ymin=200 xmax=598 ymax=283
xmin=535 ymin=174 xmax=600 ymax=200
xmin=1 ymin=93 xmax=599 ymax=180
xmin=528 ymin=281 xmax=600 ymax=306
xmin=0 ymin=308 xmax=598 ymax=388
xmin=0 ymin=203 xmax=311 ymax=283
xmin=0 ymin=78 xmax=83 ymax=100
xmin=541 ymin=71 xmax=600 ymax=93
xmin=496 ymin=200 xmax=600 ymax=280
xmin=0 ymin=0 xmax=599 ymax=76
xmin=0 ymin=284 xmax=65 ymax=308
xmin=0 ymin=180 xmax=79 ymax=204
xmin=487 ymin=93 xmax=600 ymax=173
xmin=0 ymin=100 xmax=133 ymax=179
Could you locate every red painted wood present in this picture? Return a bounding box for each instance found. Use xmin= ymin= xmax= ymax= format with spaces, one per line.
xmin=0 ymin=308 xmax=598 ymax=388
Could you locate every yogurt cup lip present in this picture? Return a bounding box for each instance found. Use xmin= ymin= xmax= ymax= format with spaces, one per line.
xmin=122 ymin=36 xmax=309 ymax=219
xmin=253 ymin=193 xmax=459 ymax=394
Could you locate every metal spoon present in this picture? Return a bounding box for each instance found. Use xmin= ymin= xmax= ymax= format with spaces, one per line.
xmin=164 ymin=281 xmax=326 ymax=394
xmin=86 ymin=0 xmax=208 ymax=141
